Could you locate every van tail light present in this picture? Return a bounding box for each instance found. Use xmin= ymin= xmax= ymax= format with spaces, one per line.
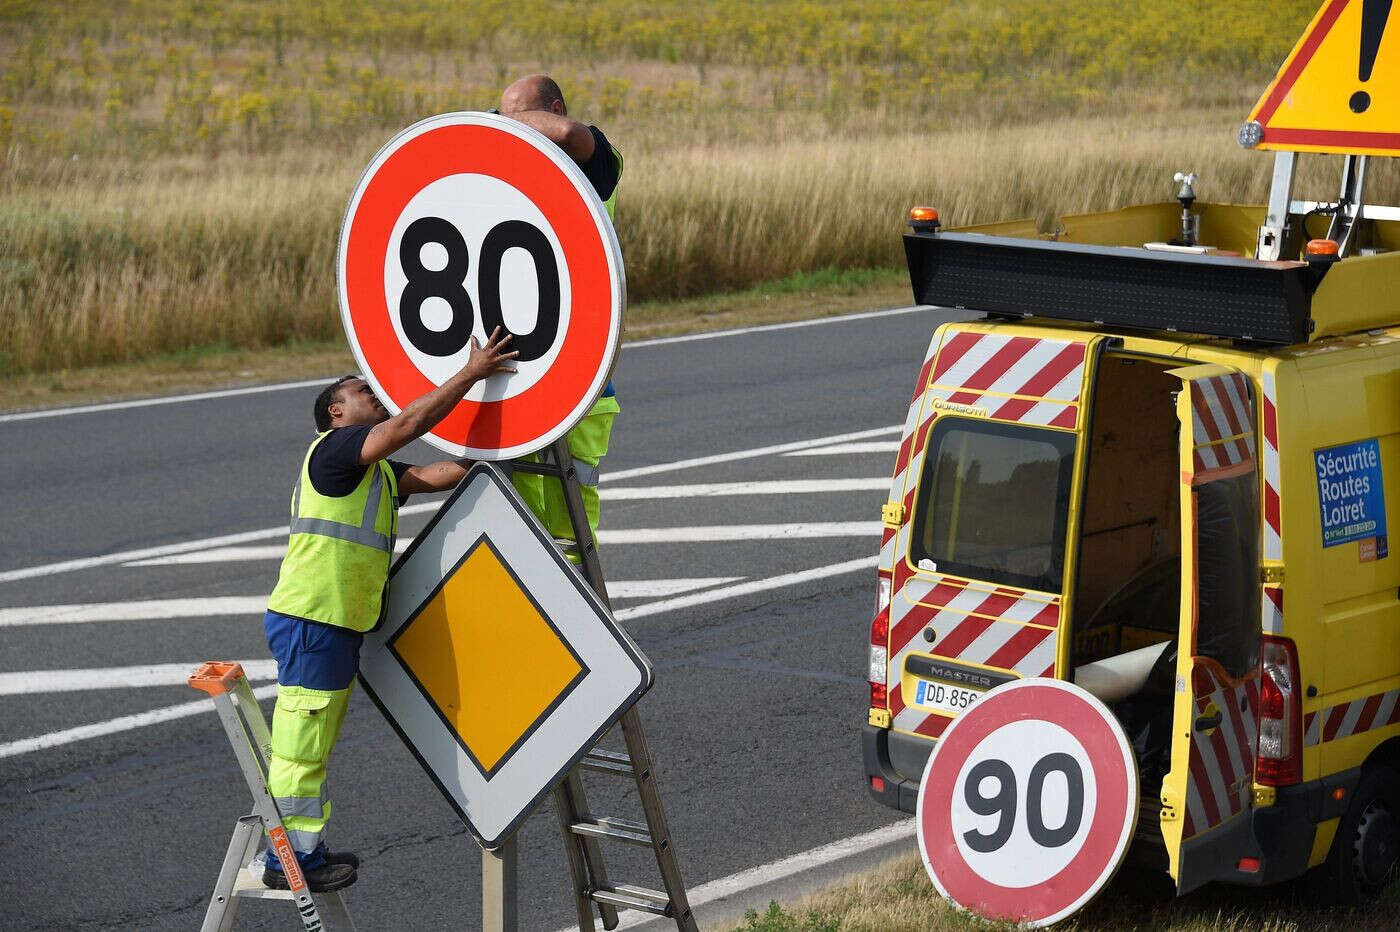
xmin=869 ymin=575 xmax=892 ymax=710
xmin=1256 ymin=635 xmax=1303 ymax=786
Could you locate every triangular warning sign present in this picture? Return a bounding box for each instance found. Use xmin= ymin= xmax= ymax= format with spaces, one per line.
xmin=1246 ymin=0 xmax=1400 ymax=155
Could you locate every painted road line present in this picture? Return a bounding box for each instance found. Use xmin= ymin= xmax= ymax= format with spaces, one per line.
xmin=598 ymin=478 xmax=888 ymax=500
xmin=0 ymin=578 xmax=746 ymax=626
xmin=624 ymin=305 xmax=926 ymax=349
xmin=0 ymin=684 xmax=281 ymax=759
xmin=616 ymin=555 xmax=877 ymax=621
xmin=0 ymin=307 xmax=932 ymax=424
xmin=0 ymin=596 xmax=268 ymax=627
xmin=785 ymin=441 xmax=901 ymax=456
xmin=0 ymin=379 xmax=328 ymax=424
xmin=0 ymin=557 xmax=874 ymax=755
xmin=601 ymin=522 xmax=880 ymax=544
xmin=2 ymin=426 xmax=892 ymax=583
xmin=0 ymin=499 xmax=444 ymax=583
xmin=558 ymin=818 xmax=917 ymax=932
xmin=604 ymin=426 xmax=900 ymax=483
xmin=0 ymin=660 xmax=279 ymax=696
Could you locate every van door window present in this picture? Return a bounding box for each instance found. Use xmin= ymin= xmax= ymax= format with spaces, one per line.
xmin=911 ymin=419 xmax=1076 ymax=592
xmin=1194 ymin=472 xmax=1261 ymax=678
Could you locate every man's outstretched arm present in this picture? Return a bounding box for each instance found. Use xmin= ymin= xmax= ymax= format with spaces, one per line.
xmin=358 ymin=327 xmax=517 ymax=465
xmin=396 ymin=458 xmax=473 ymax=494
xmin=506 ymin=110 xmax=595 ymax=164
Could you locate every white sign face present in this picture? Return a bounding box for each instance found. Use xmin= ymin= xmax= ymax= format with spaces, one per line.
xmin=917 ymin=679 xmax=1138 ymax=928
xmin=358 ymin=464 xmax=651 ymax=848
xmin=338 ymin=111 xmax=624 ymax=460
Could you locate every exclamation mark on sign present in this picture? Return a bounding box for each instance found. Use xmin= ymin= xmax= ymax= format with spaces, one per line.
xmin=1350 ymin=0 xmax=1393 ymax=113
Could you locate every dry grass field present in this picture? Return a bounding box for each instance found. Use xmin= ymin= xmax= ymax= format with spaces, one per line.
xmin=1 ymin=0 xmax=1395 ymax=377
xmin=727 ymin=852 xmax=1400 ymax=931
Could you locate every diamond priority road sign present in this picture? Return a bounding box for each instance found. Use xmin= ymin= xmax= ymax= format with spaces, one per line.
xmin=357 ymin=463 xmax=652 ymax=848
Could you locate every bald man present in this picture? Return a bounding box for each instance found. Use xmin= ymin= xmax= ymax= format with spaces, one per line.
xmin=498 ymin=74 xmax=623 ymax=554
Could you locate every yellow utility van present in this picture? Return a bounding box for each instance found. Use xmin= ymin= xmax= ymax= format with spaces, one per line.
xmin=862 ymin=176 xmax=1400 ymax=898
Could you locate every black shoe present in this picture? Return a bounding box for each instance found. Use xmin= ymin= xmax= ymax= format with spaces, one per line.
xmin=324 ymin=850 xmax=360 ymax=869
xmin=263 ymin=862 xmax=357 ymax=892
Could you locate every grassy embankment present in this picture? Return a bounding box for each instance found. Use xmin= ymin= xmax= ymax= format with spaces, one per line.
xmin=4 ymin=0 xmax=1385 ymax=402
xmin=727 ymin=852 xmax=1400 ymax=931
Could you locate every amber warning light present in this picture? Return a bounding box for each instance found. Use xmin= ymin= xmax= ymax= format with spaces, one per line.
xmin=908 ymin=206 xmax=941 ymax=233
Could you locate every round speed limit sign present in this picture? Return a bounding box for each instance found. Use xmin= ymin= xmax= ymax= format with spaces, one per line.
xmin=916 ymin=679 xmax=1138 ymax=927
xmin=337 ymin=111 xmax=623 ymax=460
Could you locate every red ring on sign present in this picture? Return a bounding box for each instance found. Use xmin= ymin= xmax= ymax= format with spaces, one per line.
xmin=919 ymin=682 xmax=1133 ymax=923
xmin=343 ymin=123 xmax=611 ymax=452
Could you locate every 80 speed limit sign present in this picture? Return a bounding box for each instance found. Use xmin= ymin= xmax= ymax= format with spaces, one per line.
xmin=916 ymin=679 xmax=1139 ymax=927
xmin=337 ymin=111 xmax=623 ymax=460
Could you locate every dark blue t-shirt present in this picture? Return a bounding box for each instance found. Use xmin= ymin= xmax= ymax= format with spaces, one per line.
xmin=582 ymin=126 xmax=620 ymax=203
xmin=309 ymin=425 xmax=410 ymax=502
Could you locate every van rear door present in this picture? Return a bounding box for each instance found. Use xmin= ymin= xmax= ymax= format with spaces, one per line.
xmin=1160 ymin=364 xmax=1263 ymax=893
xmin=882 ymin=328 xmax=1108 ymax=747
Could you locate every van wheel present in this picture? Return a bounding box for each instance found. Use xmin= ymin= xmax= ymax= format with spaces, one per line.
xmin=1324 ymin=763 xmax=1400 ymax=904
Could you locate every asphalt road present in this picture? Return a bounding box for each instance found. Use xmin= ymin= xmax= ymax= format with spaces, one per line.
xmin=0 ymin=305 xmax=964 ymax=930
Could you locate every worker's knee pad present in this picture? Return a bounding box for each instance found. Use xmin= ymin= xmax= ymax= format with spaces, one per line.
xmin=272 ymin=687 xmax=341 ymax=764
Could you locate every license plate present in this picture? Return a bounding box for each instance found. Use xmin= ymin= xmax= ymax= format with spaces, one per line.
xmin=913 ymin=679 xmax=983 ymax=715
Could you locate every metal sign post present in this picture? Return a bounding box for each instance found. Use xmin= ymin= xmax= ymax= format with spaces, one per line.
xmin=482 ymin=835 xmax=518 ymax=932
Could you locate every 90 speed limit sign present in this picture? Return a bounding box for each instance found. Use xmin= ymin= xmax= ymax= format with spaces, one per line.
xmin=916 ymin=679 xmax=1138 ymax=927
xmin=337 ymin=111 xmax=623 ymax=459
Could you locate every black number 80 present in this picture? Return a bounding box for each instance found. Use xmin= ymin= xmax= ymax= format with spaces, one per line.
xmin=961 ymin=753 xmax=1085 ymax=853
xmin=398 ymin=216 xmax=561 ymax=361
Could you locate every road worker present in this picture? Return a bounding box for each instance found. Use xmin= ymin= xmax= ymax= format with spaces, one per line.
xmin=498 ymin=74 xmax=623 ymax=555
xmin=260 ymin=329 xmax=517 ymax=891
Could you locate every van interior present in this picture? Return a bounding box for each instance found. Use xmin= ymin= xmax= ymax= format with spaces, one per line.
xmin=1071 ymin=354 xmax=1183 ymax=821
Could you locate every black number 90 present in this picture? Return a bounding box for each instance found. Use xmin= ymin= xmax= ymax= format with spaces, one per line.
xmin=961 ymin=754 xmax=1085 ymax=853
xmin=397 ymin=216 xmax=561 ymax=361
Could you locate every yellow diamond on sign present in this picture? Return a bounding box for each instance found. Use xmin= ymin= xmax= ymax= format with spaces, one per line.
xmin=389 ymin=537 xmax=587 ymax=777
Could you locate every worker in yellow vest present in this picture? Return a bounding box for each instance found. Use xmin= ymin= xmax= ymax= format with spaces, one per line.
xmin=260 ymin=329 xmax=517 ymax=892
xmin=498 ymin=74 xmax=623 ymax=553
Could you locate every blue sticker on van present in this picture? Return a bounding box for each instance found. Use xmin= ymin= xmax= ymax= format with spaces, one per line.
xmin=1315 ymin=439 xmax=1387 ymax=555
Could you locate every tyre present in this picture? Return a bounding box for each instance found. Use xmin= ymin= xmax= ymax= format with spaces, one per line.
xmin=1322 ymin=763 xmax=1400 ymax=905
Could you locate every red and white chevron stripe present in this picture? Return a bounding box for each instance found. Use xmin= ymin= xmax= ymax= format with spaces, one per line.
xmin=1182 ymin=665 xmax=1260 ymax=839
xmin=1305 ymin=687 xmax=1400 ymax=747
xmin=875 ymin=328 xmax=1091 ymax=738
xmin=1187 ymin=372 xmax=1256 ymax=481
xmin=1259 ymin=370 xmax=1282 ymax=563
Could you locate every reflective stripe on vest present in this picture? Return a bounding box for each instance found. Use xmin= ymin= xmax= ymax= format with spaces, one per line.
xmin=266 ymin=433 xmax=398 ymax=632
xmin=289 ymin=463 xmax=391 ymax=552
xmin=275 ymin=795 xmax=327 ymax=820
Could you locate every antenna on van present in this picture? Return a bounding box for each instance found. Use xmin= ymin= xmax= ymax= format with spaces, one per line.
xmin=1170 ymin=172 xmax=1200 ymax=247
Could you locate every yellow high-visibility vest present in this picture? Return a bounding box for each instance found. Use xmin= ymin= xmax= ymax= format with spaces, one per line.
xmin=267 ymin=432 xmax=399 ymax=632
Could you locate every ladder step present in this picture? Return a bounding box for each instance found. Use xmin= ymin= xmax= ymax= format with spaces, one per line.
xmin=590 ymin=882 xmax=672 ymax=916
xmin=570 ymin=816 xmax=652 ymax=846
xmin=580 ymin=749 xmax=634 ymax=777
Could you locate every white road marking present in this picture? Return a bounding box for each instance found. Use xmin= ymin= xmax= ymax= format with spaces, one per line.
xmin=598 ymin=478 xmax=888 ymax=499
xmin=785 ymin=441 xmax=901 ymax=456
xmin=0 ymin=379 xmax=328 ymax=424
xmin=624 ymin=305 xmax=926 ymax=349
xmin=0 ymin=597 xmax=268 ymax=627
xmin=0 ymin=556 xmax=873 ymax=753
xmin=0 ymin=578 xmax=746 ymax=626
xmin=3 ymin=428 xmax=896 ymax=583
xmin=616 ymin=555 xmax=877 ymax=621
xmin=0 ymin=684 xmax=281 ymax=759
xmin=125 ymin=546 xmax=295 ymax=566
xmin=0 ymin=307 xmax=932 ymax=425
xmin=603 ymin=426 xmax=900 ymax=483
xmin=557 ymin=819 xmax=917 ymax=932
xmin=0 ymin=498 xmax=443 ymax=584
xmin=599 ymin=522 xmax=880 ymax=544
xmin=0 ymin=660 xmax=279 ymax=696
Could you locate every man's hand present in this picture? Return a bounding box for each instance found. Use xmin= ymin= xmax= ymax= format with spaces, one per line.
xmin=358 ymin=328 xmax=518 ymax=464
xmin=462 ymin=326 xmax=518 ymax=382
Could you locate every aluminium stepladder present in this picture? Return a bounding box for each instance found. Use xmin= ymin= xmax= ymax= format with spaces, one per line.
xmin=189 ymin=661 xmax=356 ymax=932
xmin=512 ymin=436 xmax=698 ymax=931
